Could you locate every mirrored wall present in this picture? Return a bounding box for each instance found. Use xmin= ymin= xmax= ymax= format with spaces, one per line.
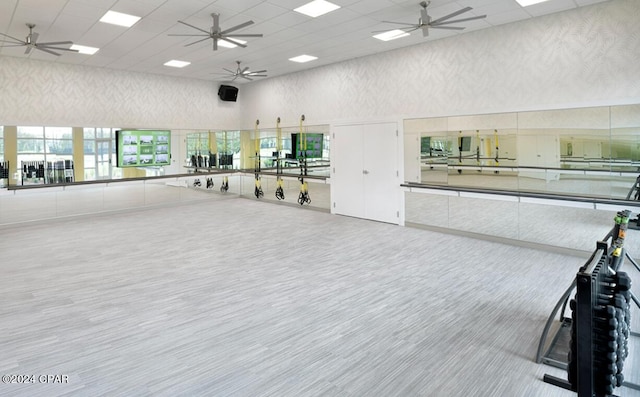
xmin=404 ymin=104 xmax=640 ymax=201
xmin=183 ymin=124 xmax=330 ymax=177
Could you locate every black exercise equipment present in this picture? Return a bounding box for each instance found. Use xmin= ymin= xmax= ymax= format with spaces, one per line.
xmin=253 ymin=119 xmax=264 ymax=199
xmin=220 ymin=176 xmax=229 ymax=192
xmin=274 ymin=117 xmax=285 ymax=201
xmin=537 ymin=210 xmax=639 ymax=396
xmin=297 ymin=115 xmax=311 ymax=205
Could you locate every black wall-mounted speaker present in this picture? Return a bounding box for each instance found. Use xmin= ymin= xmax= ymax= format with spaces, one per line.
xmin=218 ymin=85 xmax=238 ymax=102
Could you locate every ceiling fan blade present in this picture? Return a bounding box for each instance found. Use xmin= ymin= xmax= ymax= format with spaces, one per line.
xmin=0 ymin=33 xmax=25 ymax=43
xmin=241 ymin=66 xmax=249 ymax=74
xmin=223 ymin=68 xmax=235 ymax=74
xmin=220 ymin=20 xmax=254 ymax=35
xmin=430 ymin=15 xmax=486 ymax=26
xmin=241 ymin=75 xmax=253 ymax=81
xmin=219 ymin=37 xmax=247 ymax=48
xmin=430 ymin=25 xmax=465 ymax=30
xmin=249 ymin=70 xmax=267 ymax=74
xmin=168 ymin=34 xmax=209 ymax=37
xmin=381 ymin=20 xmax=416 ymax=26
xmin=248 ymin=74 xmax=266 ymax=77
xmin=421 ymin=26 xmax=429 ymax=37
xmin=39 ymin=46 xmax=79 ymax=52
xmin=429 ymin=7 xmax=472 ymax=25
xmin=25 ymin=46 xmax=33 ymax=54
xmin=185 ymin=37 xmax=211 ymax=47
xmin=177 ymin=20 xmax=210 ymax=35
xmin=213 ymin=38 xmax=218 ymax=51
xmin=223 ymin=33 xmax=263 ymax=38
xmin=37 ymin=40 xmax=73 ymax=46
xmin=30 ymin=32 xmax=39 ymax=43
xmin=35 ymin=46 xmax=61 ymax=56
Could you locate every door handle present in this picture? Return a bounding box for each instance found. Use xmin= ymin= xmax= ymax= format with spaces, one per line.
xmin=363 ymin=170 xmax=369 ymax=175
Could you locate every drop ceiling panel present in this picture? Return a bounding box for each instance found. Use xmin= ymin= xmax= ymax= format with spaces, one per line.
xmin=213 ymin=0 xmax=267 ymax=13
xmin=240 ymin=2 xmax=290 ymax=20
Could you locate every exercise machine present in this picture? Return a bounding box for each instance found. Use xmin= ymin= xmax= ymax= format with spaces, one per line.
xmin=537 ymin=210 xmax=639 ymax=396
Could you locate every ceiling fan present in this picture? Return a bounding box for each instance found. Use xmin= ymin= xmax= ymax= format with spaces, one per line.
xmin=168 ymin=13 xmax=263 ymax=51
xmin=374 ymin=1 xmax=487 ymax=38
xmin=0 ymin=23 xmax=78 ymax=56
xmin=213 ymin=61 xmax=267 ymax=81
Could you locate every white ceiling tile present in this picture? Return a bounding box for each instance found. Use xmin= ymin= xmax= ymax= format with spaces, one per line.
xmin=241 ymin=3 xmax=290 ymax=20
xmin=213 ymin=0 xmax=265 ymax=13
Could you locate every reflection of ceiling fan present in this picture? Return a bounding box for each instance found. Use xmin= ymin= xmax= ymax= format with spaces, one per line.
xmin=374 ymin=1 xmax=486 ymax=38
xmin=213 ymin=61 xmax=267 ymax=81
xmin=0 ymin=23 xmax=78 ymax=56
xmin=168 ymin=13 xmax=263 ymax=51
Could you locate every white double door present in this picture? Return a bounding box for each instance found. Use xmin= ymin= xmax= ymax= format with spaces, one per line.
xmin=331 ymin=122 xmax=400 ymax=224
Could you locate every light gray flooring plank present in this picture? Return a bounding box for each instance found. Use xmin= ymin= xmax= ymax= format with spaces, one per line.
xmin=0 ymin=198 xmax=638 ymax=396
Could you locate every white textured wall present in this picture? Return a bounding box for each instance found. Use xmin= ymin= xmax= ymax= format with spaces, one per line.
xmin=241 ymin=0 xmax=640 ymax=129
xmin=0 ymin=57 xmax=241 ymax=129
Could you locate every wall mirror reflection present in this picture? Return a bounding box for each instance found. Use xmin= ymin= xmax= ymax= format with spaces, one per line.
xmin=248 ymin=124 xmax=330 ymax=178
xmin=404 ymin=104 xmax=640 ymax=201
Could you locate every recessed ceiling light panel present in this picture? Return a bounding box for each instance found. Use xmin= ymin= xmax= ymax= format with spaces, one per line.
xmin=515 ymin=0 xmax=551 ymax=6
xmin=100 ymin=10 xmax=141 ymax=27
xmin=70 ymin=44 xmax=99 ymax=55
xmin=294 ymin=0 xmax=341 ymax=18
xmin=289 ymin=54 xmax=318 ymax=63
xmin=373 ymin=29 xmax=410 ymax=42
xmin=164 ymin=60 xmax=190 ymax=68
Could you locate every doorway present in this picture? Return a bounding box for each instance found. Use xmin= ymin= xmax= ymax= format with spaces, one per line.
xmin=331 ymin=122 xmax=400 ymax=224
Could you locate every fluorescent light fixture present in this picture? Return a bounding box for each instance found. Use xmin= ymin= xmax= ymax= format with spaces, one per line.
xmin=164 ymin=60 xmax=190 ymax=68
xmin=70 ymin=44 xmax=99 ymax=55
xmin=515 ymin=0 xmax=551 ymax=6
xmin=289 ymin=54 xmax=318 ymax=63
xmin=99 ymin=10 xmax=141 ymax=27
xmin=373 ymin=29 xmax=410 ymax=42
xmin=217 ymin=38 xmax=247 ymax=49
xmin=294 ymin=0 xmax=341 ymax=18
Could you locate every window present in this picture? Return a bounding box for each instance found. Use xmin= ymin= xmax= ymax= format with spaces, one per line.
xmin=17 ymin=126 xmax=46 ymax=167
xmin=186 ymin=132 xmax=209 ymax=158
xmin=83 ymin=128 xmax=121 ymax=180
xmin=216 ymin=131 xmax=241 ymax=169
xmin=16 ymin=126 xmax=74 ymax=184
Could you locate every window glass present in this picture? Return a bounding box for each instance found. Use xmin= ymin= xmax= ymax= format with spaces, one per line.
xmin=18 ymin=138 xmax=45 ymax=154
xmin=45 ymin=126 xmax=72 ymax=140
xmin=96 ymin=128 xmax=110 ymax=139
xmin=83 ymin=128 xmax=95 ymax=140
xmin=17 ymin=126 xmax=43 ymax=138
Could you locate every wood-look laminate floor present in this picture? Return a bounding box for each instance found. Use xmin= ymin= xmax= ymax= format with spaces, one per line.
xmin=0 ymin=198 xmax=638 ymax=397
